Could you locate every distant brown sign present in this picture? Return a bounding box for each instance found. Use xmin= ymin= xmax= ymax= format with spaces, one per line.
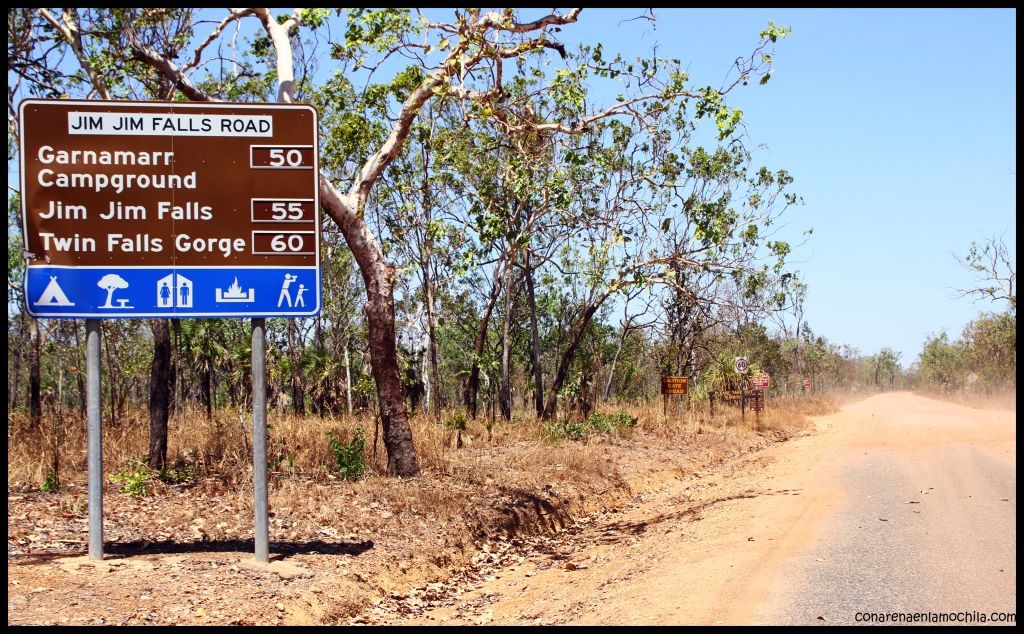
xmin=748 ymin=389 xmax=765 ymax=412
xmin=661 ymin=376 xmax=688 ymax=396
xmin=19 ymin=99 xmax=320 ymax=318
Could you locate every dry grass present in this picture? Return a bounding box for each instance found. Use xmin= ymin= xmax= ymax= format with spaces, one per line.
xmin=7 ymin=394 xmax=836 ymax=491
xmin=8 ymin=393 xmax=839 ymax=626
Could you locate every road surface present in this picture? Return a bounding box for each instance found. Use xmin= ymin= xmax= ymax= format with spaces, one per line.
xmin=376 ymin=392 xmax=1016 ymax=625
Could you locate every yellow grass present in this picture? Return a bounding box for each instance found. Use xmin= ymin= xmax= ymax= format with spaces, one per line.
xmin=7 ymin=394 xmax=838 ymax=489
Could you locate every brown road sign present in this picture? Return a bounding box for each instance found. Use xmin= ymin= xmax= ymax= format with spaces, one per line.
xmin=19 ymin=99 xmax=320 ymax=318
xmin=661 ymin=376 xmax=688 ymax=395
xmin=749 ymin=389 xmax=765 ymax=412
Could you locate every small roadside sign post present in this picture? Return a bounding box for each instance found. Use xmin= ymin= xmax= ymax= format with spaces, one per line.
xmin=748 ymin=389 xmax=765 ymax=429
xmin=19 ymin=100 xmax=320 ymax=562
xmin=734 ymin=357 xmax=748 ymax=423
xmin=660 ymin=376 xmax=688 ymax=420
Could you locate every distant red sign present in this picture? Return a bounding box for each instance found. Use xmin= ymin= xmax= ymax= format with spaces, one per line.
xmin=803 ymin=379 xmax=812 ymax=391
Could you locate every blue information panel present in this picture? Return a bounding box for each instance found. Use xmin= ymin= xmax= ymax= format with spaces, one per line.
xmin=26 ymin=266 xmax=318 ymax=318
xmin=19 ymin=100 xmax=320 ymax=319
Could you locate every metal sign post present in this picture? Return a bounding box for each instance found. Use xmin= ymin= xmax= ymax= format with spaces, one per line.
xmin=86 ymin=319 xmax=103 ymax=559
xmin=740 ymin=380 xmax=746 ymax=424
xmin=660 ymin=376 xmax=688 ymax=421
xmin=19 ymin=99 xmax=320 ymax=563
xmin=252 ymin=318 xmax=269 ymax=562
xmin=734 ymin=357 xmax=749 ymax=424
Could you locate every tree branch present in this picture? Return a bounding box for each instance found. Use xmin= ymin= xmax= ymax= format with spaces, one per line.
xmin=479 ymin=8 xmax=582 ymax=33
xmin=38 ymin=8 xmax=111 ymax=99
xmin=181 ymin=8 xmax=255 ymax=74
xmin=252 ymin=8 xmax=304 ymax=103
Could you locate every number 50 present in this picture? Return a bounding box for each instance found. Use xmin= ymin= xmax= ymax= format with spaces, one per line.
xmin=268 ymin=148 xmax=304 ymax=167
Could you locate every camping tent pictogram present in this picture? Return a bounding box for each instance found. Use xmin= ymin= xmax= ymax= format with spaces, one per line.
xmin=34 ymin=276 xmax=74 ymax=306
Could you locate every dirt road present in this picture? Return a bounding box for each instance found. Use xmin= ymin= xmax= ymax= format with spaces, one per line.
xmin=374 ymin=392 xmax=1016 ymax=625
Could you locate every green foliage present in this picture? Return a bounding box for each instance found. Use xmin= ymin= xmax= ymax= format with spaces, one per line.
xmin=915 ymin=311 xmax=1015 ymax=393
xmin=299 ymin=8 xmax=330 ymax=29
xmin=587 ymin=410 xmax=638 ymax=435
xmin=915 ymin=332 xmax=963 ymax=392
xmin=961 ymin=312 xmax=1016 ymax=387
xmin=548 ymin=417 xmax=591 ymax=441
xmin=110 ymin=459 xmax=151 ymax=497
xmin=548 ymin=410 xmax=637 ymax=441
xmin=760 ymin=22 xmax=793 ymax=43
xmin=443 ymin=411 xmax=467 ymax=431
xmin=40 ymin=469 xmax=61 ymax=493
xmin=873 ymin=347 xmax=902 ymax=388
xmin=158 ymin=462 xmax=195 ymax=485
xmin=326 ymin=428 xmax=367 ymax=480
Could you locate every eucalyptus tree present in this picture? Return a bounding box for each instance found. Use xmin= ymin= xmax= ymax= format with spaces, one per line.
xmin=953 ymin=236 xmax=1015 ymax=314
xmin=14 ymin=8 xmax=797 ymax=475
xmin=873 ymin=347 xmax=902 ymax=389
xmin=960 ymin=311 xmax=1015 ymax=390
xmin=8 ymin=8 xmax=204 ymax=465
xmin=532 ymin=120 xmax=801 ymax=418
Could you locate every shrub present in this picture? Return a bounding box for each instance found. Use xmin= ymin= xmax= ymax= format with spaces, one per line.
xmin=443 ymin=411 xmax=467 ymax=431
xmin=548 ymin=417 xmax=590 ymax=441
xmin=587 ymin=410 xmax=638 ymax=435
xmin=40 ymin=469 xmax=61 ymax=493
xmin=548 ymin=410 xmax=638 ymax=441
xmin=158 ymin=462 xmax=196 ymax=485
xmin=110 ymin=458 xmax=151 ymax=497
xmin=326 ymin=428 xmax=367 ymax=480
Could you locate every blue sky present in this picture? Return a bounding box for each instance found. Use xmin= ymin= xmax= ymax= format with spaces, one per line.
xmin=10 ymin=9 xmax=1015 ymax=366
xmin=556 ymin=8 xmax=1016 ymax=364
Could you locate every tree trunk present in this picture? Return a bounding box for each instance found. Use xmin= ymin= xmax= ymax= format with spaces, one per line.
xmin=423 ymin=262 xmax=441 ymax=421
xmin=321 ymin=185 xmax=419 ymax=477
xmin=543 ymin=302 xmax=601 ymax=420
xmin=467 ymin=261 xmax=505 ymax=419
xmin=169 ymin=318 xmax=180 ymax=417
xmin=524 ymin=253 xmax=544 ymax=418
xmin=419 ymin=139 xmax=442 ymax=421
xmin=287 ymin=320 xmax=305 ymax=416
xmin=29 ymin=316 xmax=42 ymax=430
xmin=10 ymin=314 xmax=24 ymax=412
xmin=105 ymin=333 xmax=117 ymax=425
xmin=73 ymin=320 xmax=86 ymax=415
xmin=499 ymin=262 xmax=514 ymax=421
xmin=363 ymin=267 xmax=419 ymax=475
xmin=201 ymin=356 xmax=213 ymax=419
xmin=343 ymin=334 xmax=353 ymax=416
xmin=604 ymin=316 xmax=634 ymax=402
xmin=148 ymin=319 xmax=171 ymax=470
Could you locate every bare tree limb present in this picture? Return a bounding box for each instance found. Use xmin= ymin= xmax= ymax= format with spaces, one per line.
xmin=38 ymin=8 xmax=111 ymax=99
xmin=181 ymin=8 xmax=255 ymax=74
